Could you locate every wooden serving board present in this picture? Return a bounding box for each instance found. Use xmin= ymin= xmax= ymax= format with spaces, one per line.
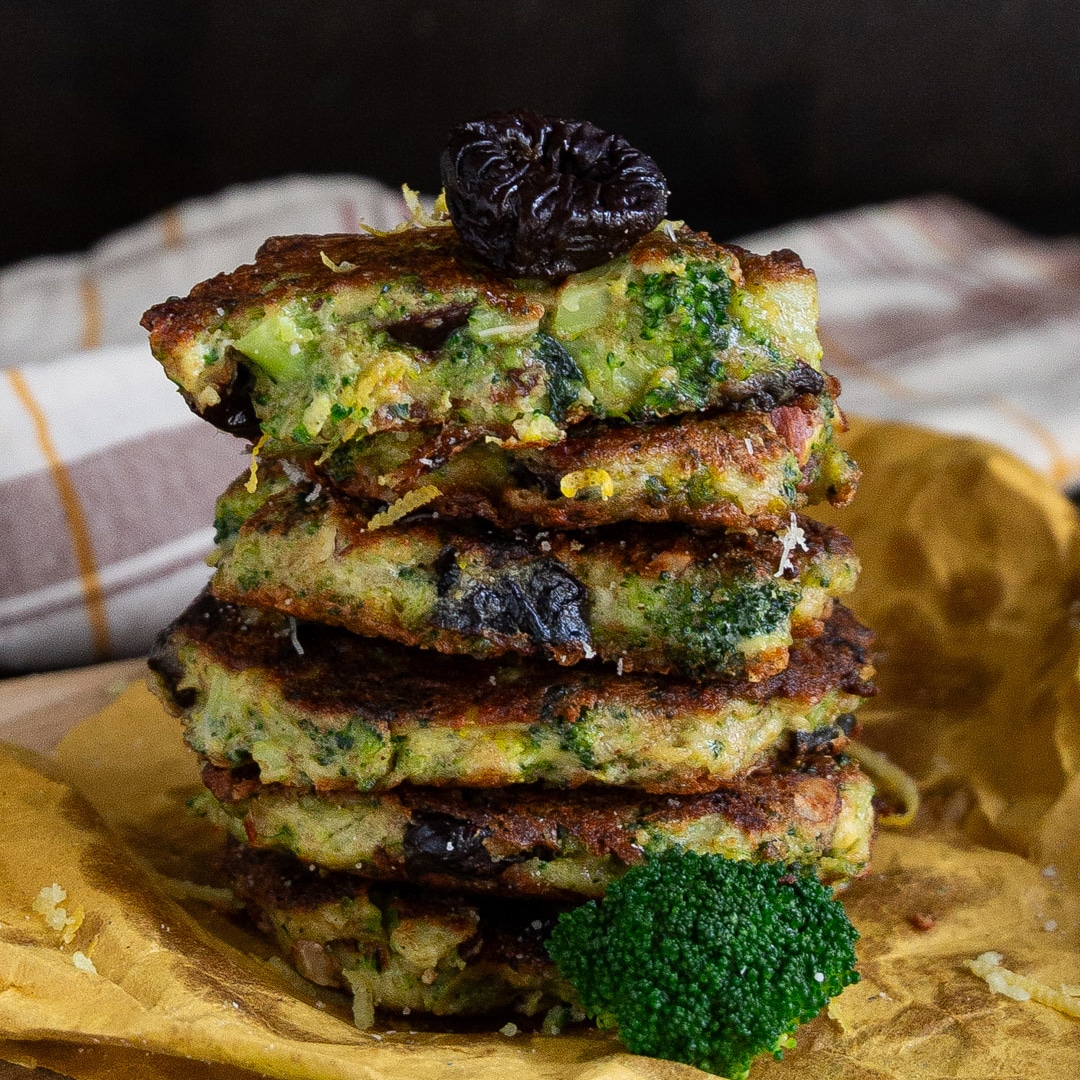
xmin=0 ymin=658 xmax=147 ymax=755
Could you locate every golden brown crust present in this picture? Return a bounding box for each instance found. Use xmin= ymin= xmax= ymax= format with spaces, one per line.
xmin=141 ymin=228 xmax=537 ymax=356
xmin=218 ymin=840 xmax=567 ymax=973
xmin=726 ymin=245 xmax=815 ymax=287
xmin=203 ymin=756 xmax=870 ymax=900
xmin=212 ymin=469 xmax=858 ymax=675
xmin=142 ymin=228 xmax=806 ymax=355
xmin=229 ymin=468 xmax=854 ymax=582
xmin=310 ymin=384 xmax=857 ymax=531
xmin=153 ymin=592 xmax=874 ymax=732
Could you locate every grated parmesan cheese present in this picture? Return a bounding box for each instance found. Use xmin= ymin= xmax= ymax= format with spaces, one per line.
xmin=32 ymin=884 xmax=69 ymax=931
xmin=72 ymin=951 xmax=97 ymax=975
xmin=31 ymin=884 xmax=83 ymax=943
xmin=965 ymin=952 xmax=1080 ymax=1018
xmin=774 ymin=512 xmax=808 ymax=577
xmin=366 ymin=485 xmax=441 ymax=531
xmin=657 ymin=219 xmax=685 ymax=242
xmin=280 ymin=459 xmax=307 ymax=485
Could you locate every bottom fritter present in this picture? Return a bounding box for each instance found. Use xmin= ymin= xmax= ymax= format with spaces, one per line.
xmin=221 ymin=841 xmax=577 ymax=1026
xmin=195 ymin=757 xmax=875 ymax=900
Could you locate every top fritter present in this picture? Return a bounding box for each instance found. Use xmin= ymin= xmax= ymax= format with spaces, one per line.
xmin=141 ymin=224 xmax=827 ymax=468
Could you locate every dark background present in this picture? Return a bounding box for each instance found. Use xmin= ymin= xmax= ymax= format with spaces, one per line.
xmin=2 ymin=0 xmax=1078 ymax=267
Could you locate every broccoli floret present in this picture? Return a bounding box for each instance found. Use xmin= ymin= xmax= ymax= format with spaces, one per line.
xmin=629 ymin=264 xmax=735 ymax=414
xmin=546 ymin=851 xmax=859 ymax=1079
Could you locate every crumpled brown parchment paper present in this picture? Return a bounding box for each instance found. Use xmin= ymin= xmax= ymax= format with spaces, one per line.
xmin=1 ymin=417 xmax=1078 ymax=1079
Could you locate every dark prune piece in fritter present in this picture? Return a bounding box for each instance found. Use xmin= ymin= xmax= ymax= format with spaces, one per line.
xmin=403 ymin=813 xmax=503 ymax=877
xmin=384 ymin=302 xmax=472 ymax=352
xmin=197 ymin=359 xmax=261 ymax=440
xmin=441 ymin=109 xmax=668 ymax=279
xmin=432 ymin=556 xmax=592 ymax=654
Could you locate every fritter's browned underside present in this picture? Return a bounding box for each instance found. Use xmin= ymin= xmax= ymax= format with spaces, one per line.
xmin=220 ymin=839 xmax=566 ymax=970
xmin=306 ymin=386 xmax=856 ymax=531
xmin=153 ymin=592 xmax=874 ymax=733
xmin=203 ymin=755 xmax=869 ymax=898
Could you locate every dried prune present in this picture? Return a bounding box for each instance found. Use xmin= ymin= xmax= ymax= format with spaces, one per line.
xmin=403 ymin=813 xmax=503 ymax=877
xmin=432 ymin=555 xmax=592 ymax=653
xmin=197 ymin=359 xmax=261 ymax=439
xmin=441 ymin=109 xmax=668 ymax=279
xmin=384 ymin=302 xmax=472 ymax=352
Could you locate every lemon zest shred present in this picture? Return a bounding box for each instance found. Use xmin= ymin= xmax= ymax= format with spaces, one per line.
xmin=31 ymin=884 xmax=84 ymax=947
xmin=359 ymin=185 xmax=452 ymax=236
xmin=366 ymin=485 xmax=441 ymax=532
xmin=320 ymin=250 xmax=356 ymax=273
xmin=845 ymin=742 xmax=920 ymax=828
xmin=61 ymin=906 xmax=84 ymax=945
xmin=965 ymin=953 xmax=1080 ymax=1018
xmin=245 ymin=434 xmax=268 ymax=494
xmin=560 ymin=468 xmax=615 ymax=501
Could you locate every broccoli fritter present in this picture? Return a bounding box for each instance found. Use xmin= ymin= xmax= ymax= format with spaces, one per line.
xmin=296 ymin=387 xmax=857 ymax=531
xmin=193 ymin=757 xmax=875 ymax=900
xmin=141 ymin=225 xmax=826 ymax=470
xmin=211 ymin=465 xmax=859 ymax=679
xmin=547 ymin=851 xmax=860 ymax=1078
xmin=220 ymin=841 xmax=576 ymax=1024
xmin=151 ymin=592 xmax=874 ymax=794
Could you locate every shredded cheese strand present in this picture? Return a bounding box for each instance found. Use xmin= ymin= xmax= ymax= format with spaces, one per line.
xmin=965 ymin=953 xmax=1080 ymax=1018
xmin=320 ymin=250 xmax=356 ymax=273
xmin=845 ymin=742 xmax=920 ymax=828
xmin=136 ymin=858 xmax=245 ymax=911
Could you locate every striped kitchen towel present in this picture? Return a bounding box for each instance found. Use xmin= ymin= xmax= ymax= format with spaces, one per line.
xmin=741 ymin=195 xmax=1080 ymax=488
xmin=3 ymin=186 xmax=1079 ymax=671
xmin=1 ymin=176 xmax=408 ymax=673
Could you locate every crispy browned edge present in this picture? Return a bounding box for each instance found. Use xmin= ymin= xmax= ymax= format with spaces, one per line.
xmin=308 ymin=382 xmax=854 ymax=532
xmin=141 ymin=226 xmax=812 ymax=388
xmin=203 ymin=755 xmax=868 ymax=900
xmin=212 ymin=483 xmax=855 ymax=672
xmin=152 ymin=591 xmax=873 ymax=746
xmin=220 ymin=839 xmax=567 ymax=972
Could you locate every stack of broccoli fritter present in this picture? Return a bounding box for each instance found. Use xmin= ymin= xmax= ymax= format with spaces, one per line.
xmin=143 ymin=195 xmax=874 ymax=1033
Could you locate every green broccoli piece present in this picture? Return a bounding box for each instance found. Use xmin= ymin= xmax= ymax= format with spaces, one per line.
xmin=629 ymin=264 xmax=735 ymax=413
xmin=546 ymin=851 xmax=859 ymax=1079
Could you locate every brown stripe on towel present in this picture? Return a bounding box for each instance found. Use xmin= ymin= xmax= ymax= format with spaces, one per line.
xmin=161 ymin=207 xmax=184 ymax=249
xmin=5 ymin=369 xmax=110 ymax=658
xmin=337 ymin=198 xmax=358 ymax=233
xmin=79 ymin=275 xmax=103 ymax=350
xmin=0 ymin=423 xmax=243 ymax=600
